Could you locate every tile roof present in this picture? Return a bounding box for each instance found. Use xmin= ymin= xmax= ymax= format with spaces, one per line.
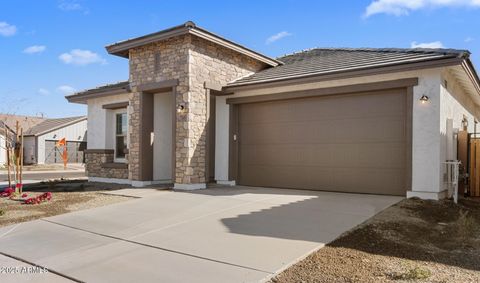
xmin=0 ymin=114 xmax=46 ymax=135
xmin=227 ymin=48 xmax=470 ymax=87
xmin=24 ymin=116 xmax=86 ymax=136
xmin=69 ymin=81 xmax=130 ymax=97
xmin=65 ymin=81 xmax=130 ymax=104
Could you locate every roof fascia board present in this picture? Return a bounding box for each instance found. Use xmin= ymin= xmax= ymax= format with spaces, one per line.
xmin=66 ymin=87 xmax=130 ymax=104
xmin=105 ymin=24 xmax=280 ymax=67
xmin=461 ymin=59 xmax=480 ymax=95
xmin=188 ymin=28 xmax=281 ymax=66
xmin=225 ymin=57 xmax=463 ymax=92
xmin=106 ymin=26 xmax=190 ymax=56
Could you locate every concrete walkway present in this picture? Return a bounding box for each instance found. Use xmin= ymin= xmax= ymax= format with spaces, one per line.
xmin=0 ymin=186 xmax=402 ymax=283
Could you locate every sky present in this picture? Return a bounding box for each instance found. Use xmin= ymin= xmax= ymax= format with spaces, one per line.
xmin=1 ymin=0 xmax=479 ymax=118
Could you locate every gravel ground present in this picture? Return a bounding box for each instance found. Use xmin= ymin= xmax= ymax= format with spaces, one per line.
xmin=0 ymin=181 xmax=134 ymax=227
xmin=270 ymin=198 xmax=480 ymax=283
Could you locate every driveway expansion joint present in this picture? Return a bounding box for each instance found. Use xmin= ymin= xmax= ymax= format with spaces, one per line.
xmin=0 ymin=251 xmax=84 ymax=283
xmin=41 ymin=219 xmax=273 ymax=275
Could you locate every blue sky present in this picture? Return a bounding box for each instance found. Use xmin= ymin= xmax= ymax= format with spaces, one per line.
xmin=1 ymin=0 xmax=479 ymax=118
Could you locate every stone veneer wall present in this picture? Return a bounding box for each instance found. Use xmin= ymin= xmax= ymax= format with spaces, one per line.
xmin=128 ymin=34 xmax=266 ymax=184
xmin=85 ymin=151 xmax=129 ymax=179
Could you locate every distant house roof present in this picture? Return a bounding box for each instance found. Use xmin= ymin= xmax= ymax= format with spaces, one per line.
xmin=0 ymin=121 xmax=16 ymax=137
xmin=65 ymin=81 xmax=130 ymax=104
xmin=105 ymin=21 xmax=281 ymax=67
xmin=0 ymin=114 xmax=46 ymax=135
xmin=24 ymin=116 xmax=87 ymax=137
xmin=227 ymin=48 xmax=475 ymax=88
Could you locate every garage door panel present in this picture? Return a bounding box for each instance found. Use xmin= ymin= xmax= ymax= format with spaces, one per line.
xmin=238 ymin=90 xmax=407 ymax=195
xmin=240 ymin=117 xmax=405 ymax=145
xmin=240 ymin=90 xmax=405 ymax=125
xmin=240 ymin=142 xmax=405 ymax=169
xmin=241 ymin=164 xmax=405 ymax=195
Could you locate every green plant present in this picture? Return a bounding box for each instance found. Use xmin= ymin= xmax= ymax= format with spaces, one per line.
xmin=0 ymin=209 xmax=5 ymax=217
xmin=393 ymin=266 xmax=431 ymax=280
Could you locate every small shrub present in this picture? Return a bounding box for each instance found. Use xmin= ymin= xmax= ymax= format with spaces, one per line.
xmin=24 ymin=192 xmax=52 ymax=205
xmin=393 ymin=266 xmax=431 ymax=280
xmin=0 ymin=209 xmax=5 ymax=217
xmin=0 ymin=187 xmax=15 ymax=198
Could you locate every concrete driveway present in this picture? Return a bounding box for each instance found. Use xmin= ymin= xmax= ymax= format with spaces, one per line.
xmin=0 ymin=186 xmax=402 ymax=283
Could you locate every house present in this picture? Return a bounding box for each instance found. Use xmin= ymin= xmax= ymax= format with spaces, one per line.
xmin=23 ymin=116 xmax=87 ymax=164
xmin=0 ymin=123 xmax=11 ymax=166
xmin=0 ymin=114 xmax=87 ymax=165
xmin=66 ymin=21 xmax=480 ymax=200
xmin=0 ymin=114 xmax=45 ymax=166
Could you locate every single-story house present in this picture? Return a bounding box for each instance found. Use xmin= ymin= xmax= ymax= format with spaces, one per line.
xmin=0 ymin=114 xmax=87 ymax=165
xmin=23 ymin=116 xmax=87 ymax=164
xmin=0 ymin=123 xmax=11 ymax=166
xmin=0 ymin=114 xmax=46 ymax=166
xmin=66 ymin=21 xmax=480 ymax=200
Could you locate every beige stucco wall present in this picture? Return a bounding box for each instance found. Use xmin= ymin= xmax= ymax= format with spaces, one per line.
xmin=216 ymin=67 xmax=480 ymax=199
xmin=439 ymin=69 xmax=479 ymax=194
xmin=87 ymin=93 xmax=130 ymax=149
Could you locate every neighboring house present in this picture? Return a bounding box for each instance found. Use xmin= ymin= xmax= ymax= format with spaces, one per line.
xmin=0 ymin=114 xmax=45 ymax=166
xmin=0 ymin=114 xmax=87 ymax=165
xmin=0 ymin=123 xmax=10 ymax=166
xmin=23 ymin=116 xmax=87 ymax=164
xmin=66 ymin=21 xmax=480 ymax=200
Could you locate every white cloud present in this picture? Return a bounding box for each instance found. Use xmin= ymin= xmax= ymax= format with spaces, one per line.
xmin=266 ymin=31 xmax=292 ymax=44
xmin=0 ymin=21 xmax=17 ymax=36
xmin=411 ymin=41 xmax=445 ymax=48
xmin=59 ymin=49 xmax=106 ymax=66
xmin=465 ymin=36 xmax=474 ymax=43
xmin=57 ymin=85 xmax=76 ymax=95
xmin=364 ymin=0 xmax=480 ymax=18
xmin=38 ymin=88 xmax=50 ymax=96
xmin=58 ymin=0 xmax=89 ymax=14
xmin=23 ymin=45 xmax=46 ymax=54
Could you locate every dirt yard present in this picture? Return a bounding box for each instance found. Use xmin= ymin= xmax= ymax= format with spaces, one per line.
xmin=271 ymin=198 xmax=480 ymax=283
xmin=0 ymin=181 xmax=134 ymax=227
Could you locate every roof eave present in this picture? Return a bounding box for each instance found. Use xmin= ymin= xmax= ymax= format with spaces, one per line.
xmin=66 ymin=85 xmax=131 ymax=104
xmin=461 ymin=58 xmax=480 ymax=96
xmin=105 ymin=22 xmax=281 ymax=67
xmin=224 ymin=57 xmax=464 ymax=92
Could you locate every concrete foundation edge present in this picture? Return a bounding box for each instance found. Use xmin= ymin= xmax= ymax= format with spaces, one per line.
xmin=174 ymin=183 xmax=207 ymax=190
xmin=89 ymin=177 xmax=131 ymax=185
xmin=406 ymin=189 xmax=448 ymax=200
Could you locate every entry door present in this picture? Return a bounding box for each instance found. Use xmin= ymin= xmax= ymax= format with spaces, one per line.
xmin=237 ymin=89 xmax=407 ymax=195
xmin=153 ymin=92 xmax=173 ymax=182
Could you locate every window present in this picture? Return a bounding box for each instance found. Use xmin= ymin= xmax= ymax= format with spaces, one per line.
xmin=115 ymin=113 xmax=127 ymax=159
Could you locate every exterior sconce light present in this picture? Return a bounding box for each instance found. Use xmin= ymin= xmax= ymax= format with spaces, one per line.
xmin=177 ymin=104 xmax=186 ymax=113
xmin=462 ymin=117 xmax=469 ymax=129
xmin=420 ymin=95 xmax=429 ymax=104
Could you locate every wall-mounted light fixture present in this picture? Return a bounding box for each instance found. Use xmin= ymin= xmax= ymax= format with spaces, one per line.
xmin=462 ymin=116 xmax=469 ymax=130
xmin=177 ymin=104 xmax=186 ymax=114
xmin=420 ymin=95 xmax=429 ymax=104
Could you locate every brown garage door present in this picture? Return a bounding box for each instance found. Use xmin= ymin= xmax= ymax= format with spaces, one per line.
xmin=237 ymin=89 xmax=407 ymax=195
